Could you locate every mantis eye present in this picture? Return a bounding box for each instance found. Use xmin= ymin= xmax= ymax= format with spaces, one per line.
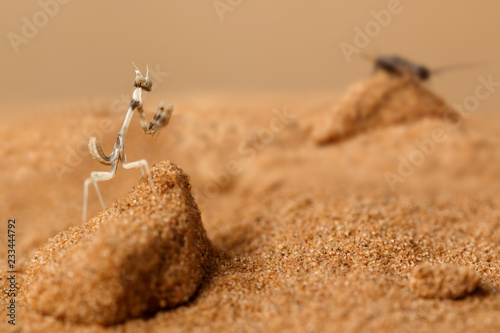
xmin=141 ymin=80 xmax=153 ymax=91
xmin=134 ymin=77 xmax=145 ymax=88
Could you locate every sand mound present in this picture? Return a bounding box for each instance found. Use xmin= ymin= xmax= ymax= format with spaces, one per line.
xmin=25 ymin=161 xmax=214 ymax=325
xmin=2 ymin=99 xmax=500 ymax=332
xmin=310 ymin=72 xmax=459 ymax=144
xmin=410 ymin=263 xmax=481 ymax=299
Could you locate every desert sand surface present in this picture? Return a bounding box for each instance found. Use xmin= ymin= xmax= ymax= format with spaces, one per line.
xmin=1 ymin=72 xmax=500 ymax=332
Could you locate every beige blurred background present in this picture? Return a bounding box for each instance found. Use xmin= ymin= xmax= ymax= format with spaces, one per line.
xmin=1 ymin=1 xmax=500 ymax=111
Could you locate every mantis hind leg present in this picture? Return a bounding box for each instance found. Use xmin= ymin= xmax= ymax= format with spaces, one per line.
xmin=82 ymin=161 xmax=118 ymax=222
xmin=121 ymin=152 xmax=156 ymax=195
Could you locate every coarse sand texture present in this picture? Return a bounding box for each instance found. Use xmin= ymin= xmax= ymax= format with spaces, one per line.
xmin=2 ymin=80 xmax=500 ymax=332
xmin=24 ymin=161 xmax=214 ymax=325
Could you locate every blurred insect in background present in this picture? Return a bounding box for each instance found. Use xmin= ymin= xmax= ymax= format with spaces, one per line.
xmin=362 ymin=54 xmax=484 ymax=81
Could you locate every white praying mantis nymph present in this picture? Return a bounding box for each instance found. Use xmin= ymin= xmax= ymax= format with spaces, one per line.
xmin=82 ymin=63 xmax=174 ymax=222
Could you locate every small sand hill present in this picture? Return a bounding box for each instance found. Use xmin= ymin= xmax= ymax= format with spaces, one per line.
xmin=310 ymin=72 xmax=459 ymax=145
xmin=24 ymin=161 xmax=214 ymax=325
xmin=410 ymin=263 xmax=481 ymax=299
